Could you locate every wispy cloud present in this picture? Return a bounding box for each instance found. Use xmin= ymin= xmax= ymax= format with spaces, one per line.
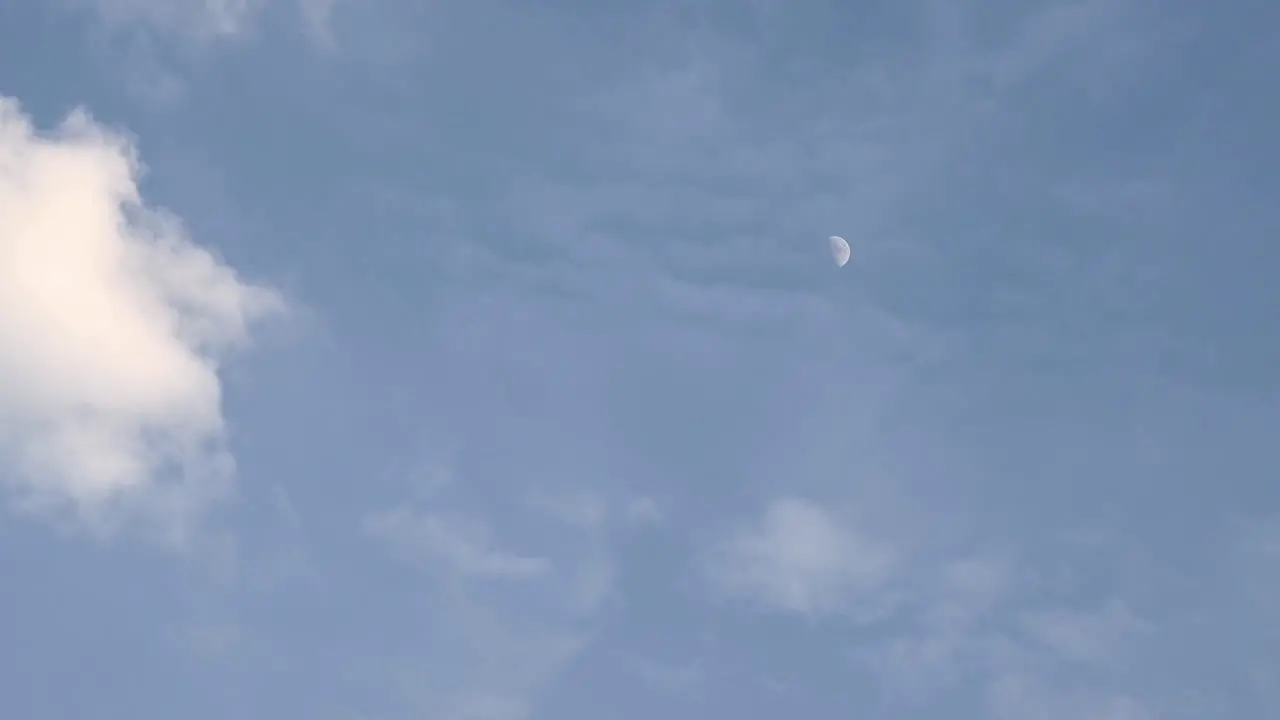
xmin=71 ymin=0 xmax=266 ymax=40
xmin=986 ymin=671 xmax=1154 ymax=720
xmin=362 ymin=471 xmax=643 ymax=719
xmin=709 ymin=497 xmax=897 ymax=619
xmin=363 ymin=507 xmax=550 ymax=580
xmin=297 ymin=0 xmax=340 ymax=48
xmin=1018 ymin=598 xmax=1151 ymax=671
xmin=624 ymin=496 xmax=663 ymax=526
xmin=58 ymin=0 xmax=344 ymax=45
xmin=983 ymin=0 xmax=1164 ymax=96
xmin=426 ymin=0 xmax=1171 ymax=397
xmin=856 ymin=548 xmax=1159 ymax=718
xmin=528 ymin=488 xmax=664 ymax=534
xmin=635 ymin=657 xmax=703 ymax=693
xmin=337 ymin=4 xmax=1209 ymax=718
xmin=1 ymin=1 xmax=1253 ymax=718
xmin=0 ymin=96 xmax=282 ymax=544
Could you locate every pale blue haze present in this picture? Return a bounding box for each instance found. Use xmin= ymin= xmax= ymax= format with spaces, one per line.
xmin=1 ymin=1 xmax=1278 ymax=718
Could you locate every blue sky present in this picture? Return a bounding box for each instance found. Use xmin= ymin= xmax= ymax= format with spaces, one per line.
xmin=1 ymin=1 xmax=1277 ymax=718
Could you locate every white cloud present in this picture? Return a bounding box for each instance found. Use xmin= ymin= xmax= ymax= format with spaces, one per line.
xmin=59 ymin=0 xmax=341 ymax=44
xmin=935 ymin=555 xmax=1016 ymax=623
xmin=0 ymin=97 xmax=282 ymax=542
xmin=366 ymin=491 xmax=608 ymax=720
xmin=74 ymin=0 xmax=265 ymax=39
xmin=298 ymin=0 xmax=340 ymax=47
xmin=635 ymin=657 xmax=702 ymax=692
xmin=395 ymin=619 xmax=588 ymax=720
xmin=1018 ymin=598 xmax=1151 ymax=671
xmin=527 ymin=490 xmax=609 ymax=533
xmin=624 ymin=496 xmax=662 ymax=525
xmin=987 ymin=671 xmax=1154 ymax=720
xmin=1239 ymin=516 xmax=1280 ymax=560
xmin=857 ymin=550 xmax=1159 ymax=717
xmin=169 ymin=618 xmax=248 ymax=661
xmin=445 ymin=693 xmax=531 ymax=720
xmin=710 ymin=497 xmax=897 ymax=618
xmin=985 ymin=0 xmax=1159 ymax=97
xmin=527 ymin=489 xmax=663 ymax=532
xmin=363 ymin=507 xmax=550 ymax=580
xmin=862 ymin=554 xmax=1017 ymax=701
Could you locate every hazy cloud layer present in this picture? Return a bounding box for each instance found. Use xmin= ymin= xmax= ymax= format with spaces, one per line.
xmin=1 ymin=1 xmax=1277 ymax=719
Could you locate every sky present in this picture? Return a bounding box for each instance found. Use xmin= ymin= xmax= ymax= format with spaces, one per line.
xmin=1 ymin=1 xmax=1278 ymax=718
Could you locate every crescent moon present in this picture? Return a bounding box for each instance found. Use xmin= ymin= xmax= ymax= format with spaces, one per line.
xmin=829 ymin=235 xmax=850 ymax=267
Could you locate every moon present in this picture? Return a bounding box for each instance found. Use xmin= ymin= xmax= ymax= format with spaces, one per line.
xmin=829 ymin=235 xmax=850 ymax=267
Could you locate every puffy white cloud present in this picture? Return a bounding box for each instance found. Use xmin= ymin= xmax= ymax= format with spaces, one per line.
xmin=0 ymin=96 xmax=282 ymax=541
xmin=710 ymin=497 xmax=897 ymax=617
